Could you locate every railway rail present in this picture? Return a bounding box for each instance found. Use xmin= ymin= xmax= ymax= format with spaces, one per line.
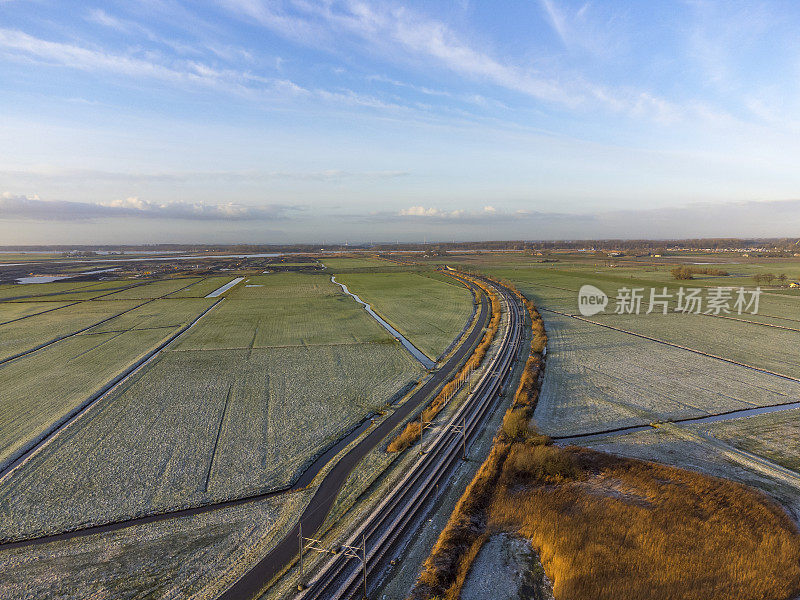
xmin=296 ymin=278 xmax=523 ymax=600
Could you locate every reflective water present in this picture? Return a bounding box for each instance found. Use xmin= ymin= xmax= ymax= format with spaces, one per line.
xmin=331 ymin=275 xmax=435 ymax=369
xmin=205 ymin=277 xmax=245 ymax=298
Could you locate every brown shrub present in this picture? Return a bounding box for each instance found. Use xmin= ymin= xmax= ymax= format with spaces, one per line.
xmin=500 ymin=442 xmax=579 ymax=485
xmin=387 ymin=421 xmax=422 ymax=453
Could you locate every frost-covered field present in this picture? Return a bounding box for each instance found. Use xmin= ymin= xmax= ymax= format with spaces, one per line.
xmin=0 ymin=298 xmax=214 ymax=470
xmin=335 ymin=271 xmax=474 ymax=360
xmin=0 ymin=299 xmax=140 ymax=360
xmin=176 ymin=295 xmax=390 ymax=349
xmin=1 ymin=272 xmax=424 ymax=539
xmin=463 ymin=264 xmax=800 ymax=438
xmin=531 ymin=310 xmax=800 ymax=437
xmin=708 ymin=409 xmax=800 ymax=472
xmin=0 ymin=344 xmax=420 ymax=539
xmin=0 ymin=490 xmax=311 ymax=600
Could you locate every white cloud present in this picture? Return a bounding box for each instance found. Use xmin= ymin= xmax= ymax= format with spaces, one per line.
xmin=396 ymin=205 xmax=502 ymax=220
xmin=0 ymin=193 xmax=299 ymax=221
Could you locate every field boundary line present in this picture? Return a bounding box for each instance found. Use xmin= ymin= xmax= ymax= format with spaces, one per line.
xmin=0 ymin=298 xmax=225 ymax=484
xmin=0 ymin=301 xmax=82 ymax=326
xmin=552 ymin=399 xmax=800 ymax=442
xmin=204 ymin=385 xmax=233 ymax=493
xmin=0 ymin=280 xmax=491 ymax=550
xmin=0 ymin=482 xmax=305 ymax=549
xmin=0 ymin=278 xmax=207 ymax=367
xmin=540 ymin=307 xmax=800 ymax=384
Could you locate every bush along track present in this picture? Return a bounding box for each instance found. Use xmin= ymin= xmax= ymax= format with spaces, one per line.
xmin=387 ymin=274 xmax=502 ymax=453
xmin=410 ymin=279 xmax=800 ymax=600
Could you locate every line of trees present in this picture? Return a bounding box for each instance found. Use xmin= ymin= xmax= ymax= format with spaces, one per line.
xmin=671 ymin=266 xmax=729 ymax=280
xmin=752 ymin=273 xmax=792 ymax=285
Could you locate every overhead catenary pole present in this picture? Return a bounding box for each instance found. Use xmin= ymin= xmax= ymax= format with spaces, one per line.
xmin=362 ymin=533 xmax=367 ymax=599
xmin=298 ymin=521 xmax=304 ymax=590
xmin=461 ymin=416 xmax=467 ymax=460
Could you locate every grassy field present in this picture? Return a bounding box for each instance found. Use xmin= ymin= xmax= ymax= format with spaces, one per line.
xmin=529 ymin=309 xmax=800 ymax=437
xmin=0 ymin=489 xmax=311 ymax=600
xmin=0 ymin=280 xmax=121 ymax=301
xmin=0 ymin=298 xmax=215 ymax=472
xmin=167 ymin=276 xmax=239 ymax=298
xmin=336 ymin=272 xmax=474 ymax=360
xmin=176 ymin=296 xmax=391 ymax=349
xmin=708 ymin=409 xmax=800 ymax=472
xmin=0 ymin=272 xmax=424 ymax=538
xmin=228 ymin=272 xmax=338 ymax=299
xmin=0 ymin=301 xmax=74 ymax=324
xmin=0 ymin=299 xmax=142 ymax=361
xmin=100 ymin=277 xmax=204 ymax=299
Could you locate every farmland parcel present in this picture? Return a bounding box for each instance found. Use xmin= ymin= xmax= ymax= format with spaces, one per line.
xmin=0 ymin=272 xmax=430 ymax=539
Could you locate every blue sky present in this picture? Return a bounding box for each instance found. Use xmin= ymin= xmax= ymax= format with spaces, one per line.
xmin=2 ymin=0 xmax=800 ymax=243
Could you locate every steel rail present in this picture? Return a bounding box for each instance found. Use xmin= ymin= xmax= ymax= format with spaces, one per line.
xmin=298 ymin=279 xmax=523 ymax=600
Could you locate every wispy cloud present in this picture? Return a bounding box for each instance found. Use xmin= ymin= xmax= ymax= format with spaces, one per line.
xmin=0 ymin=168 xmax=410 ymax=183
xmin=363 ymin=198 xmax=800 ymax=238
xmin=387 ymin=205 xmax=521 ymax=223
xmin=539 ymin=0 xmax=569 ymax=46
xmin=221 ymin=0 xmax=684 ymax=122
xmin=0 ymin=193 xmax=300 ymax=221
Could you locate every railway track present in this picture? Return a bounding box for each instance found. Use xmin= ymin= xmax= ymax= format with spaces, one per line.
xmin=296 ymin=278 xmax=523 ymax=600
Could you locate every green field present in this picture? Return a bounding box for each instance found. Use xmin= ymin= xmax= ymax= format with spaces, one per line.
xmin=321 ymin=256 xmax=402 ymax=270
xmin=100 ymin=277 xmax=204 ymax=299
xmin=0 ymin=298 xmax=215 ymax=472
xmin=0 ymin=299 xmax=142 ymax=361
xmin=0 ymin=301 xmax=74 ymax=324
xmin=0 ymin=272 xmax=424 ymax=538
xmin=709 ymin=409 xmax=800 ymax=472
xmin=0 ymin=280 xmax=118 ymax=301
xmin=168 ymin=276 xmax=240 ymax=298
xmin=336 ymin=272 xmax=474 ymax=360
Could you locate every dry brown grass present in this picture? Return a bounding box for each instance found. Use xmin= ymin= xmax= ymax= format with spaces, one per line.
xmin=489 ymin=446 xmax=800 ymax=600
xmin=387 ymin=421 xmax=422 ymax=453
xmin=412 ymin=283 xmax=800 ymax=600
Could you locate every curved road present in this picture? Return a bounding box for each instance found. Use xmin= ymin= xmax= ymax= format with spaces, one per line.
xmin=217 ymin=275 xmax=490 ymax=600
xmin=298 ymin=278 xmax=523 ymax=600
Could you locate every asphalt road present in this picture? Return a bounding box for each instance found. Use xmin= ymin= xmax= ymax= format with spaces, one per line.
xmin=297 ymin=278 xmax=523 ymax=600
xmin=217 ymin=275 xmax=490 ymax=600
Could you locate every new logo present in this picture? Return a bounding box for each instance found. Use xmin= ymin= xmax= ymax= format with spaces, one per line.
xmin=578 ymin=284 xmax=608 ymax=316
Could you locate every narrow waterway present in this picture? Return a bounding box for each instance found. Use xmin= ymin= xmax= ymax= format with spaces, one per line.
xmin=553 ymin=400 xmax=800 ymax=443
xmin=330 ymin=275 xmax=435 ymax=369
xmin=205 ymin=277 xmax=245 ymax=298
